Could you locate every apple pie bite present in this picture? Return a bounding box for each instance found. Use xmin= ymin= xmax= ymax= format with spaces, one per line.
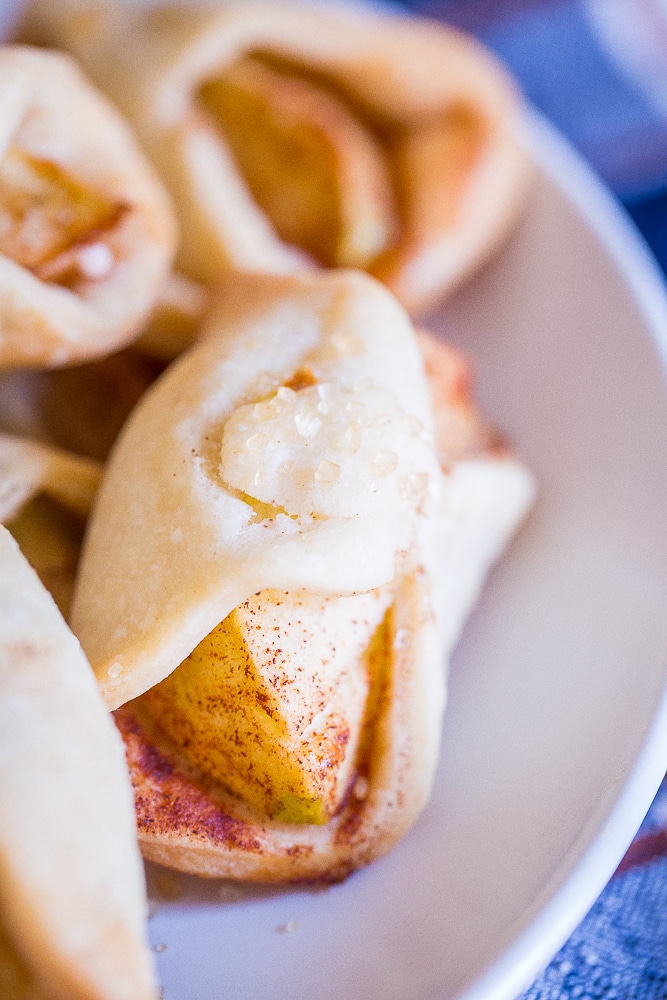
xmin=70 ymin=270 xmax=534 ymax=882
xmin=25 ymin=0 xmax=530 ymax=315
xmin=0 ymin=45 xmax=177 ymax=369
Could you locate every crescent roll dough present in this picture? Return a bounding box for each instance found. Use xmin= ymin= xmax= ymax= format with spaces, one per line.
xmin=25 ymin=1 xmax=529 ymax=315
xmin=0 ymin=528 xmax=158 ymax=1000
xmin=0 ymin=44 xmax=177 ymax=370
xmin=70 ymin=270 xmax=534 ymax=882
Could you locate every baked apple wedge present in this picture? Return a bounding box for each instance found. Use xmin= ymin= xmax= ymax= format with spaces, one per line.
xmin=199 ymin=55 xmax=397 ymax=270
xmin=140 ymin=586 xmax=392 ymax=826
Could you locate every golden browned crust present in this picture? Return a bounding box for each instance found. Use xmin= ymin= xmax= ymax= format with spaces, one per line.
xmin=24 ymin=1 xmax=530 ymax=316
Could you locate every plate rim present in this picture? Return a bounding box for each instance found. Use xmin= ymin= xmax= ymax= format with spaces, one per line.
xmin=457 ymin=110 xmax=667 ymax=1000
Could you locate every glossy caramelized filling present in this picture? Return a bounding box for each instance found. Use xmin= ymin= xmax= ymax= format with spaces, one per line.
xmin=0 ymin=147 xmax=125 ymax=286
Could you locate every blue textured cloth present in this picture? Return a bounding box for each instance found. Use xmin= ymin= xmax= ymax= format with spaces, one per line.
xmin=399 ymin=2 xmax=667 ymax=997
xmin=522 ymin=778 xmax=667 ymax=999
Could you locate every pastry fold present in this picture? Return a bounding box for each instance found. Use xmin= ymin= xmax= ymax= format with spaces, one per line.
xmin=25 ymin=1 xmax=529 ymax=315
xmin=70 ymin=270 xmax=534 ymax=882
xmin=0 ymin=527 xmax=158 ymax=1000
xmin=0 ymin=44 xmax=177 ymax=370
xmin=73 ymin=270 xmax=446 ymax=707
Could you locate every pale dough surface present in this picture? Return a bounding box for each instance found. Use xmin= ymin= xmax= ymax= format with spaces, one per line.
xmin=0 ymin=528 xmax=158 ymax=1000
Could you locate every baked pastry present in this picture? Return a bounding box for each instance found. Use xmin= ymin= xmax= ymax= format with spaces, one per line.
xmin=0 ymin=44 xmax=177 ymax=370
xmin=71 ymin=270 xmax=534 ymax=882
xmin=25 ymin=0 xmax=529 ymax=315
xmin=0 ymin=527 xmax=158 ymax=1000
xmin=0 ymin=433 xmax=101 ymax=615
xmin=0 ymin=347 xmax=167 ymax=462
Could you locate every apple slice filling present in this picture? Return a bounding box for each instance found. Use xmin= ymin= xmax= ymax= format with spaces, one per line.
xmin=140 ymin=588 xmax=393 ymax=824
xmin=0 ymin=146 xmax=125 ymax=286
xmin=198 ymin=55 xmax=397 ymax=269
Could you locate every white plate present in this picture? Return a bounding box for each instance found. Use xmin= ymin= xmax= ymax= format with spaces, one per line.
xmin=141 ymin=115 xmax=667 ymax=1000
